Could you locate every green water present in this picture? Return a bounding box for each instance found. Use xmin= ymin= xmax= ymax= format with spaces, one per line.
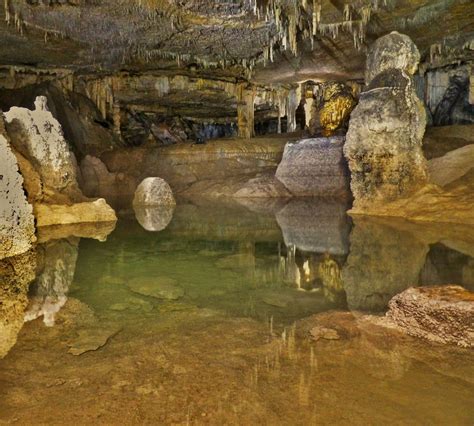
xmin=1 ymin=199 xmax=473 ymax=424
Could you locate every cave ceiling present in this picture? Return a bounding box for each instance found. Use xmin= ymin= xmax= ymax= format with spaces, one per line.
xmin=0 ymin=0 xmax=473 ymax=85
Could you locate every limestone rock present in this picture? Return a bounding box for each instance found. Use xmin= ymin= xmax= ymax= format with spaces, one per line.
xmin=233 ymin=172 xmax=291 ymax=198
xmin=387 ymin=285 xmax=474 ymax=348
xmin=276 ymin=137 xmax=351 ymax=198
xmin=0 ymin=250 xmax=37 ymax=358
xmin=134 ymin=205 xmax=175 ymax=232
xmin=319 ymin=83 xmax=356 ymax=136
xmin=68 ymin=326 xmax=121 ymax=356
xmin=365 ymin=31 xmax=420 ymax=84
xmin=34 ymin=198 xmax=117 ymax=227
xmin=4 ymin=96 xmax=82 ymax=200
xmin=133 ymin=177 xmax=176 ymax=207
xmin=127 ymin=277 xmax=184 ymax=300
xmin=0 ymin=117 xmax=35 ymax=259
xmin=344 ymin=33 xmax=427 ymax=209
xmin=428 ymin=144 xmax=474 ymax=187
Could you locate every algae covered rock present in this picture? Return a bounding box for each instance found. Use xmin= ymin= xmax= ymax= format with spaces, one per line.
xmin=133 ymin=177 xmax=176 ymax=207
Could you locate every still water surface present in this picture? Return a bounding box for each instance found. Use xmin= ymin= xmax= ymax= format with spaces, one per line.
xmin=1 ymin=199 xmax=473 ymax=424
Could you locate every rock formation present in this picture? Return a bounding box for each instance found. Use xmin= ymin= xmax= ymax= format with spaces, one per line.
xmin=2 ymin=96 xmax=117 ymax=226
xmin=387 ymin=285 xmax=474 ymax=348
xmin=4 ymin=96 xmax=82 ymax=202
xmin=276 ymin=137 xmax=351 ymax=198
xmin=318 ymin=83 xmax=356 ymax=136
xmin=133 ymin=177 xmax=176 ymax=207
xmin=0 ymin=116 xmax=35 ymax=259
xmin=344 ymin=32 xmax=428 ymax=209
xmin=0 ymin=250 xmax=37 ymax=358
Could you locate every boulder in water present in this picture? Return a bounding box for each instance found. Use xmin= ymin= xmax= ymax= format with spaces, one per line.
xmin=133 ymin=177 xmax=176 ymax=207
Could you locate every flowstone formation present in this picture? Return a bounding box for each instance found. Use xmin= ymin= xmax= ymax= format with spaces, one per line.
xmin=4 ymin=96 xmax=81 ymax=201
xmin=0 ymin=116 xmax=35 ymax=260
xmin=2 ymin=96 xmax=116 ymax=226
xmin=344 ymin=32 xmax=428 ymax=210
xmin=319 ymin=83 xmax=356 ymax=136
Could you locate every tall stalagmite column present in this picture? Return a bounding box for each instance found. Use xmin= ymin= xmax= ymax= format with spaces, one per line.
xmin=237 ymin=84 xmax=255 ymax=139
xmin=344 ymin=32 xmax=428 ymax=210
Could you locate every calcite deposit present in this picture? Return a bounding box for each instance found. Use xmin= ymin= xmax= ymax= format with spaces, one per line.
xmin=0 ymin=116 xmax=35 ymax=259
xmin=344 ymin=32 xmax=428 ymax=209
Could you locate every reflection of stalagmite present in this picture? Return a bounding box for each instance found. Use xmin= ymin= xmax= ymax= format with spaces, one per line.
xmin=318 ymin=253 xmax=345 ymax=303
xmin=342 ymin=217 xmax=429 ymax=312
xmin=24 ymin=238 xmax=79 ymax=327
xmin=0 ymin=250 xmax=37 ymax=358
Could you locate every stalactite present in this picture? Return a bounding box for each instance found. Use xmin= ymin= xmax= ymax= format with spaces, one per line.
xmin=4 ymin=0 xmax=11 ymax=25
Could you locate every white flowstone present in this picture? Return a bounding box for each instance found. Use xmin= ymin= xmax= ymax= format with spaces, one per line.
xmin=0 ymin=119 xmax=35 ymax=259
xmin=133 ymin=177 xmax=176 ymax=207
xmin=4 ymin=96 xmax=79 ymax=195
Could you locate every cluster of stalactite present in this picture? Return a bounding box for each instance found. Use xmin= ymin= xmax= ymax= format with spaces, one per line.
xmin=256 ymin=0 xmax=389 ymax=61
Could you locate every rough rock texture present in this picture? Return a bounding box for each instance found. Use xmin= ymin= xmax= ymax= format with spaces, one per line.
xmin=34 ymin=199 xmax=117 ymax=227
xmin=133 ymin=177 xmax=176 ymax=207
xmin=0 ymin=250 xmax=37 ymax=358
xmin=365 ymin=32 xmax=421 ymax=84
xmin=276 ymin=137 xmax=351 ymax=198
xmin=318 ymin=83 xmax=356 ymax=137
xmin=0 ymin=116 xmax=35 ymax=260
xmin=387 ymin=286 xmax=474 ymax=348
xmin=4 ymin=96 xmax=82 ymax=201
xmin=344 ymin=33 xmax=428 ymax=209
xmin=342 ymin=217 xmax=429 ymax=312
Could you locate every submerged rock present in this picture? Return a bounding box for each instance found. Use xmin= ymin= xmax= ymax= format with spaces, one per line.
xmin=344 ymin=32 xmax=427 ymax=209
xmin=133 ymin=177 xmax=176 ymax=207
xmin=0 ymin=116 xmax=35 ymax=259
xmin=68 ymin=326 xmax=121 ymax=356
xmin=276 ymin=137 xmax=350 ymax=198
xmin=387 ymin=285 xmax=474 ymax=348
xmin=127 ymin=277 xmax=184 ymax=300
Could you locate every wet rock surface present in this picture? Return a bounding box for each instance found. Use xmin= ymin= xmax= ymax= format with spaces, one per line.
xmin=127 ymin=277 xmax=184 ymax=300
xmin=387 ymin=285 xmax=474 ymax=348
xmin=276 ymin=137 xmax=350 ymax=198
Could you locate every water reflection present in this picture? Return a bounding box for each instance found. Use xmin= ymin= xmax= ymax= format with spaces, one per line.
xmin=1 ymin=198 xmax=473 ymax=348
xmin=133 ymin=205 xmax=175 ymax=232
xmin=25 ymin=238 xmax=79 ymax=326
